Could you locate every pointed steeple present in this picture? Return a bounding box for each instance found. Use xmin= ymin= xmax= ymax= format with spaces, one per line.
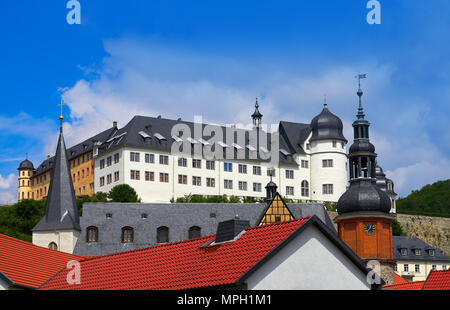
xmin=251 ymin=95 xmax=263 ymax=128
xmin=33 ymin=103 xmax=80 ymax=232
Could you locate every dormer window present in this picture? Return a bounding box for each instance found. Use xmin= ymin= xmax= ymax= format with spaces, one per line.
xmin=87 ymin=226 xmax=98 ymax=243
xmin=401 ymin=248 xmax=408 ymax=256
xmin=429 ymin=249 xmax=435 ymax=256
xmin=121 ymin=227 xmax=134 ymax=243
xmin=414 ymin=249 xmax=422 ymax=256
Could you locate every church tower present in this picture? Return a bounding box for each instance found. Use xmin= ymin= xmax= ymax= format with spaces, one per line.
xmin=334 ymin=75 xmax=395 ymax=285
xmin=32 ymin=103 xmax=81 ymax=253
xmin=17 ymin=155 xmax=34 ymax=201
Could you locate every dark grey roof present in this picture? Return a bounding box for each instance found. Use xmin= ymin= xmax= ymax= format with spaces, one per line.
xmin=96 ymin=115 xmax=303 ymax=165
xmin=375 ymin=165 xmax=397 ymax=196
xmin=278 ymin=121 xmax=311 ymax=155
xmin=337 ymin=180 xmax=391 ymax=214
xmin=73 ymin=201 xmax=334 ymax=256
xmin=393 ymin=236 xmax=450 ymax=262
xmin=33 ymin=127 xmax=117 ymax=177
xmin=309 ymin=104 xmax=347 ymax=143
xmin=32 ymin=127 xmax=81 ymax=232
xmin=349 ymin=140 xmax=375 ymax=154
xmin=18 ymin=159 xmax=34 ymax=170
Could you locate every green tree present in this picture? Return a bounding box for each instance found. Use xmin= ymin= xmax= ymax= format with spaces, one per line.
xmin=392 ymin=219 xmax=405 ymax=236
xmin=108 ymin=184 xmax=141 ymax=203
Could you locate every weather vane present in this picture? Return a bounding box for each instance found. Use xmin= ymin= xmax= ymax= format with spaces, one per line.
xmin=355 ymin=73 xmax=367 ymax=90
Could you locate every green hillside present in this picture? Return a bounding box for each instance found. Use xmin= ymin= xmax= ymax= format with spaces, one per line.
xmin=397 ymin=179 xmax=450 ymax=217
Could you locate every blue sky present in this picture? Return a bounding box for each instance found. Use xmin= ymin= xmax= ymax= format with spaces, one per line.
xmin=0 ymin=1 xmax=449 ymax=203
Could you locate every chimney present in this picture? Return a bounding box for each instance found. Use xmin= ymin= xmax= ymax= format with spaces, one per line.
xmin=113 ymin=121 xmax=118 ymax=128
xmin=215 ymin=218 xmax=250 ymax=243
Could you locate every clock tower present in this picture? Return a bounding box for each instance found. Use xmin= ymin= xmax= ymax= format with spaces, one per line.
xmin=334 ymin=75 xmax=395 ymax=285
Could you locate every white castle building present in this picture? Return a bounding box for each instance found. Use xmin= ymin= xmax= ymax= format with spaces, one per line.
xmin=93 ymin=99 xmax=349 ymax=203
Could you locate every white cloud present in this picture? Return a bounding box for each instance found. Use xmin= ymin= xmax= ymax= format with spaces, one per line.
xmin=0 ymin=174 xmax=17 ymax=205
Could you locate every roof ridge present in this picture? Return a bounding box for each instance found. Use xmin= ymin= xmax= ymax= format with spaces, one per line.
xmin=246 ymin=217 xmax=310 ymax=231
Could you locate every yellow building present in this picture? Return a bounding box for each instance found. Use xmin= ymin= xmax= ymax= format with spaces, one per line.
xmin=17 ymin=123 xmax=118 ymax=202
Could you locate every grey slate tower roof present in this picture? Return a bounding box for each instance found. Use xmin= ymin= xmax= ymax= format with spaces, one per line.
xmin=18 ymin=158 xmax=34 ymax=170
xmin=33 ymin=123 xmax=81 ymax=232
xmin=310 ymin=104 xmax=347 ymax=142
xmin=337 ymin=79 xmax=391 ymax=215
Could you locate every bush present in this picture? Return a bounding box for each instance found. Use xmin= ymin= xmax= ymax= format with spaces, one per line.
xmin=392 ymin=219 xmax=405 ymax=236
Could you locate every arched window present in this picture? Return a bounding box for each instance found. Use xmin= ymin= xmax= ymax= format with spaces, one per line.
xmin=189 ymin=226 xmax=201 ymax=239
xmin=157 ymin=226 xmax=169 ymax=244
xmin=48 ymin=242 xmax=58 ymax=250
xmin=301 ymin=180 xmax=309 ymax=197
xmin=121 ymin=226 xmax=134 ymax=243
xmin=86 ymin=226 xmax=99 ymax=243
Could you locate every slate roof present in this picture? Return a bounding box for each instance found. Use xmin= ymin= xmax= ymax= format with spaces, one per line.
xmin=422 ymin=269 xmax=450 ymax=290
xmin=32 ymin=126 xmax=81 ymax=232
xmin=95 ymin=115 xmax=310 ymax=165
xmin=393 ymin=236 xmax=450 ymax=262
xmin=0 ymin=233 xmax=80 ymax=289
xmin=32 ymin=126 xmax=117 ymax=177
xmin=41 ymin=216 xmax=371 ymax=290
xmin=73 ymin=201 xmax=335 ymax=256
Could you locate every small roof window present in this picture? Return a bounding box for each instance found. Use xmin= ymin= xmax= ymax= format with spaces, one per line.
xmin=139 ymin=131 xmax=150 ymax=139
xmin=154 ymin=133 xmax=166 ymax=141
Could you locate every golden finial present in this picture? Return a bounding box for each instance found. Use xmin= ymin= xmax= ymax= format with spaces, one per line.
xmin=58 ymin=99 xmax=66 ymax=121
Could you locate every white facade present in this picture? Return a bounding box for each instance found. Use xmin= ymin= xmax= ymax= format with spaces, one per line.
xmin=94 ymin=133 xmax=348 ymax=203
xmin=395 ymin=260 xmax=450 ymax=282
xmin=32 ymin=230 xmax=80 ymax=254
xmin=246 ymin=225 xmax=371 ymax=290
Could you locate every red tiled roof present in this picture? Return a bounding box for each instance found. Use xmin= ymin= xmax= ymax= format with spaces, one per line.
xmin=394 ymin=273 xmax=408 ymax=284
xmin=383 ymin=280 xmax=425 ymax=290
xmin=0 ymin=234 xmax=81 ymax=288
xmin=40 ymin=217 xmax=311 ymax=290
xmin=422 ymin=269 xmax=450 ymax=290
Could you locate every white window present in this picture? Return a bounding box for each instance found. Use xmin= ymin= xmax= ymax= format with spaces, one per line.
xmin=429 ymin=249 xmax=435 ymax=256
xmin=107 ymin=174 xmax=112 ymax=184
xmin=322 ymin=159 xmax=333 ymax=168
xmin=253 ymin=166 xmax=261 ymax=176
xmin=178 ymin=174 xmax=187 ymax=184
xmin=178 ymin=157 xmax=187 ymax=167
xmin=415 ymin=264 xmax=420 ymax=273
xmin=404 ymin=264 xmax=409 ymax=272
xmin=286 ymin=186 xmax=294 ymax=196
xmin=224 ymin=179 xmax=233 ymax=189
xmin=99 ymin=176 xmax=105 ymax=187
xmin=206 ymin=178 xmax=215 ymax=188
xmin=432 ymin=265 xmax=437 ymax=271
xmin=301 ymin=160 xmax=309 ymax=168
xmin=238 ymin=164 xmax=247 ymax=174
xmin=130 ymin=170 xmax=140 ymax=180
xmin=145 ymin=171 xmax=154 ymax=182
xmin=192 ymin=176 xmax=201 ymax=186
xmin=192 ymin=159 xmax=202 ymax=169
xmin=267 ymin=168 xmax=275 ymax=177
xmin=145 ymin=153 xmax=155 ymax=163
xmin=114 ymin=171 xmax=120 ymax=182
xmin=238 ymin=181 xmax=247 ymax=191
xmin=285 ymin=170 xmax=294 ymax=179
xmin=114 ymin=153 xmax=120 ymax=164
xmin=401 ymin=248 xmax=408 ymax=256
xmin=332 ymin=141 xmax=337 ymax=148
xmin=253 ymin=182 xmax=262 ymax=192
xmin=394 ymin=264 xmax=398 ymax=272
xmin=415 ymin=249 xmax=422 ymax=256
xmin=159 ymin=173 xmax=169 ymax=183
xmin=224 ymin=162 xmax=232 ymax=172
xmin=443 ymin=265 xmax=447 ymax=270
xmin=100 ymin=159 xmax=105 ymax=169
xmin=206 ymin=160 xmax=215 ymax=170
xmin=130 ymin=152 xmax=140 ymax=162
xmin=301 ymin=180 xmax=309 ymax=197
xmin=323 ymin=184 xmax=333 ymax=195
xmin=107 ymin=156 xmax=112 ymax=167
xmin=159 ymin=155 xmax=169 ymax=165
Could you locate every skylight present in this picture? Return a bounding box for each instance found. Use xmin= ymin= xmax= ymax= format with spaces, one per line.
xmin=280 ymin=149 xmax=291 ymax=156
xmin=198 ymin=138 xmax=210 ymax=146
xmin=246 ymin=145 xmax=256 ymax=151
xmin=259 ymin=146 xmax=269 ymax=153
xmin=232 ymin=143 xmax=243 ymax=150
xmin=138 ymin=131 xmax=150 ymax=139
xmin=218 ymin=141 xmax=229 ymax=148
xmin=186 ymin=137 xmax=199 ymax=144
xmin=154 ymin=133 xmax=166 ymax=140
xmin=172 ymin=135 xmax=183 ymax=143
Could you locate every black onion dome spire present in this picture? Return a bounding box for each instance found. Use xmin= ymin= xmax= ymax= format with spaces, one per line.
xmin=310 ymin=103 xmax=347 ymax=142
xmin=337 ymin=75 xmax=391 ymax=215
xmin=252 ymin=95 xmax=263 ymax=128
xmin=33 ymin=110 xmax=80 ymax=232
